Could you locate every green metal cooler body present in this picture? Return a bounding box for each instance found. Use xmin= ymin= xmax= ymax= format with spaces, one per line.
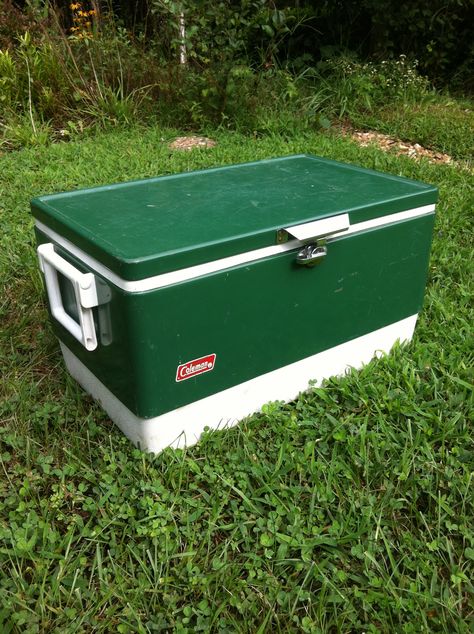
xmin=31 ymin=155 xmax=437 ymax=452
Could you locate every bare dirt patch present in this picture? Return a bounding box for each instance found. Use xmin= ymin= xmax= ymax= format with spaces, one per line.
xmin=168 ymin=136 xmax=217 ymax=151
xmin=342 ymin=126 xmax=453 ymax=165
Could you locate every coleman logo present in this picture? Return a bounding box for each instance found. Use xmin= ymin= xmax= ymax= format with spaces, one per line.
xmin=176 ymin=354 xmax=216 ymax=382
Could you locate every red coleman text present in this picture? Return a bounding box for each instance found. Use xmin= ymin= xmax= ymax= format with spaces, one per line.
xmin=176 ymin=354 xmax=216 ymax=382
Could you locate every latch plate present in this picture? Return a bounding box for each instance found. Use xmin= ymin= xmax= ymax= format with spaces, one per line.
xmin=278 ymin=213 xmax=350 ymax=244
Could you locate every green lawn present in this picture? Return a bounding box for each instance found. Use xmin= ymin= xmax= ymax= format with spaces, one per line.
xmin=0 ymin=117 xmax=473 ymax=632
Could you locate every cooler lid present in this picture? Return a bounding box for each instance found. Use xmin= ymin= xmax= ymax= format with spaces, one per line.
xmin=31 ymin=154 xmax=438 ymax=281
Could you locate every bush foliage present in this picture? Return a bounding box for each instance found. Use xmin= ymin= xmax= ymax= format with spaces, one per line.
xmin=4 ymin=0 xmax=471 ymax=83
xmin=0 ymin=0 xmax=472 ymax=148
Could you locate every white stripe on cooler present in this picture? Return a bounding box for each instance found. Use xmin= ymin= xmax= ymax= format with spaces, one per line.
xmin=35 ymin=203 xmax=435 ymax=293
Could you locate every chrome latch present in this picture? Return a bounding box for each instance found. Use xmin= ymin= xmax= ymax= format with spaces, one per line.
xmin=296 ymin=240 xmax=327 ymax=266
xmin=279 ymin=214 xmax=349 ymax=267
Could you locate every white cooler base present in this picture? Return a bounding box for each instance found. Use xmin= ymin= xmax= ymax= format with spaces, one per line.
xmin=60 ymin=313 xmax=418 ymax=453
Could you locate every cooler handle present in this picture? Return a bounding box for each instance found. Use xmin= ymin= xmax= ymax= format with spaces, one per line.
xmin=37 ymin=243 xmax=99 ymax=351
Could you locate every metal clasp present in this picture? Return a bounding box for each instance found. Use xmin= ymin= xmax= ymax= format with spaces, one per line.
xmin=296 ymin=241 xmax=327 ymax=266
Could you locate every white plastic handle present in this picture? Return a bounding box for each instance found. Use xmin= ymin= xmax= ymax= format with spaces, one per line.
xmin=37 ymin=243 xmax=99 ymax=351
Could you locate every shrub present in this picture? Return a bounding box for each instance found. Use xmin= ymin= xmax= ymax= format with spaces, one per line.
xmin=303 ymin=55 xmax=432 ymax=119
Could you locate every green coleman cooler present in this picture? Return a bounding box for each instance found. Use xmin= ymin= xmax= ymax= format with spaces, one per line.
xmin=32 ymin=155 xmax=437 ymax=452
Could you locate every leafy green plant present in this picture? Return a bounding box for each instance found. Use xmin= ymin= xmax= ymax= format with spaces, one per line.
xmin=0 ymin=49 xmax=18 ymax=109
xmin=360 ymin=0 xmax=474 ymax=87
xmin=150 ymin=0 xmax=296 ymax=68
xmin=304 ymin=55 xmax=432 ymax=119
xmin=0 ymin=114 xmax=51 ymax=149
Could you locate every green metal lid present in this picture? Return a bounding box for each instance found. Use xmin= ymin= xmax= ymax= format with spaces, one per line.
xmin=31 ymin=154 xmax=438 ymax=281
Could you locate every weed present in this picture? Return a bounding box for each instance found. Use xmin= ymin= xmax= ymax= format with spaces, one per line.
xmin=0 ymin=113 xmax=52 ymax=150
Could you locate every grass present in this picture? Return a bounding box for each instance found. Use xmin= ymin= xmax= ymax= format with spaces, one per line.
xmin=0 ymin=112 xmax=473 ymax=632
